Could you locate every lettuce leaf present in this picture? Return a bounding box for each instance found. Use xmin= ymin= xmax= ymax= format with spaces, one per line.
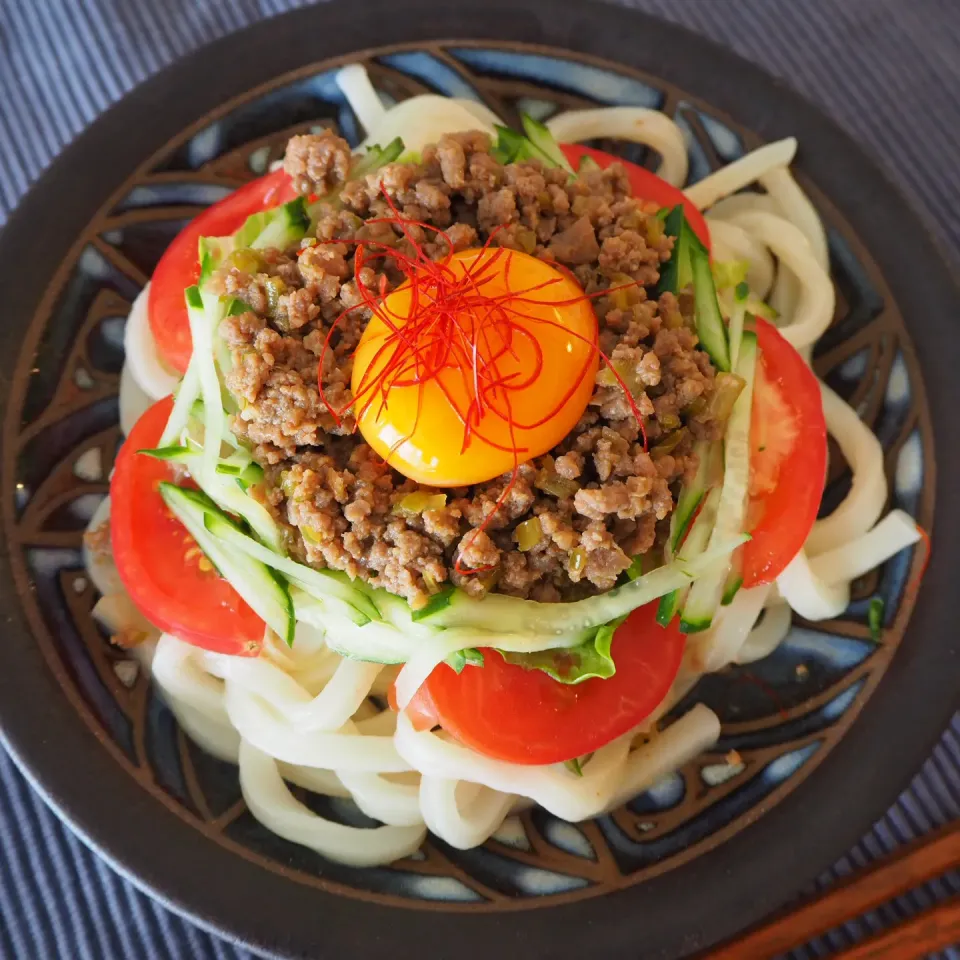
xmin=446 ymin=647 xmax=485 ymax=673
xmin=499 ymin=616 xmax=627 ymax=684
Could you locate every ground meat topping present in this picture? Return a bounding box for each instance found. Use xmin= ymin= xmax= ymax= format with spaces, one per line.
xmin=220 ymin=130 xmax=718 ymax=607
xmin=284 ymin=132 xmax=352 ymax=196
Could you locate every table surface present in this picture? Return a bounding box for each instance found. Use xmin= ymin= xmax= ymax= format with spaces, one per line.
xmin=0 ymin=0 xmax=958 ymax=957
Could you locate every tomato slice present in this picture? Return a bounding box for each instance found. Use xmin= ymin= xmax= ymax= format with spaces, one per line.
xmin=409 ymin=602 xmax=685 ymax=765
xmin=109 ymin=397 xmax=265 ymax=656
xmin=148 ymin=169 xmax=296 ymax=374
xmin=741 ymin=318 xmax=828 ymax=587
xmin=560 ymin=143 xmax=711 ymax=249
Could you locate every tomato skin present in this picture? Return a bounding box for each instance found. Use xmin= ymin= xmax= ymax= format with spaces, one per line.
xmin=560 ymin=143 xmax=711 ymax=249
xmin=417 ymin=602 xmax=685 ymax=765
xmin=741 ymin=318 xmax=828 ymax=587
xmin=109 ymin=397 xmax=264 ymax=656
xmin=148 ymin=169 xmax=297 ymax=374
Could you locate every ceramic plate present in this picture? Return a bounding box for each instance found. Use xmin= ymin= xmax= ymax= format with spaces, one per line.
xmin=0 ymin=2 xmax=957 ymax=958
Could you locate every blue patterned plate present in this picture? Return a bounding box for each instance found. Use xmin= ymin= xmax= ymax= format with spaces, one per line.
xmin=0 ymin=3 xmax=956 ymax=958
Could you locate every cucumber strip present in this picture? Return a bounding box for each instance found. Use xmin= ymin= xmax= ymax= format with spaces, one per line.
xmin=728 ymin=281 xmax=749 ymax=370
xmin=679 ymin=331 xmax=758 ymax=633
xmin=293 ymin=592 xmax=411 ymax=662
xmin=148 ymin=431 xmax=281 ymax=552
xmin=690 ymin=242 xmax=732 ymax=372
xmin=199 ymin=466 xmax=282 ymax=552
xmin=721 ymin=548 xmax=745 ymax=605
xmin=657 ymin=484 xmax=723 ymax=626
xmin=159 ymin=483 xmax=294 ymax=646
xmin=187 ymin=399 xmax=242 ymax=450
xmin=419 ymin=534 xmax=747 ymax=636
xmin=185 ymin=285 xmax=227 ymax=482
xmin=198 ymin=198 xmax=310 ymax=287
xmin=198 ymin=236 xmax=233 ymax=286
xmin=350 ymin=137 xmax=404 ymax=179
xmin=669 ymin=439 xmax=720 ymax=554
xmin=491 ymin=125 xmax=526 ymax=165
xmin=160 ymin=357 xmax=201 ymax=447
xmin=216 ymin=460 xmax=264 ymax=488
xmin=520 ymin=114 xmax=574 ymax=173
xmin=204 ymin=517 xmax=381 ymax=624
xmin=250 ymin=197 xmax=310 ymax=251
xmin=721 ymin=574 xmax=744 ymax=606
xmin=138 ymin=445 xmax=194 ymax=462
xmin=657 ymin=205 xmax=699 ymax=297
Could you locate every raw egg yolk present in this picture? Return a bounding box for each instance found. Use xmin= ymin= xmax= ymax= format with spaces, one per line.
xmin=351 ymin=247 xmax=599 ymax=486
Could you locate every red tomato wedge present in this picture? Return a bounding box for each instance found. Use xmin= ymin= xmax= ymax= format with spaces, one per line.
xmin=741 ymin=318 xmax=828 ymax=587
xmin=109 ymin=397 xmax=265 ymax=656
xmin=560 ymin=143 xmax=711 ymax=249
xmin=405 ymin=602 xmax=685 ymax=765
xmin=148 ymin=169 xmax=296 ymax=374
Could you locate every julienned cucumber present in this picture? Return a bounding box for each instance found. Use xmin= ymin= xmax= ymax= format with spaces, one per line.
xmin=657 ymin=205 xmax=697 ymax=297
xmin=519 ymin=114 xmax=574 ymax=173
xmin=669 ymin=438 xmax=719 ymax=554
xmin=418 ymin=535 xmax=747 ymax=636
xmin=657 ymin=483 xmax=722 ymax=626
xmin=198 ymin=198 xmax=310 ymax=284
xmin=690 ymin=243 xmax=732 ymax=372
xmin=721 ymin=549 xmax=744 ymax=606
xmin=491 ymin=125 xmax=527 ymax=165
xmin=158 ymin=483 xmax=295 ymax=646
xmin=679 ymin=331 xmax=758 ymax=633
xmin=199 ymin=515 xmax=381 ymax=626
xmin=185 ymin=286 xmax=227 ymax=483
xmin=350 ymin=137 xmax=405 ymax=180
xmin=657 ymin=207 xmax=731 ymax=373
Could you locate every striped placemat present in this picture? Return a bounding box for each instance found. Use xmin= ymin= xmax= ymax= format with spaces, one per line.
xmin=0 ymin=1 xmax=957 ymax=956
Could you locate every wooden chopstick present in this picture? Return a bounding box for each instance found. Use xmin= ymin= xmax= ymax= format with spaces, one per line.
xmin=703 ymin=819 xmax=960 ymax=959
xmin=833 ymin=897 xmax=960 ymax=959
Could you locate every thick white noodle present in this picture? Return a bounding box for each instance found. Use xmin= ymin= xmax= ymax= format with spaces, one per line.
xmin=706 ymin=192 xmax=781 ymax=222
xmin=224 ymin=684 xmax=412 ymax=773
xmin=209 ymin=654 xmax=381 ymax=732
xmin=704 ymin=218 xmax=776 ymax=299
xmin=769 ymin=266 xmax=802 ymax=327
xmin=760 ymin=166 xmax=829 ymax=271
xmin=239 ymin=741 xmax=426 ymax=866
xmin=123 ymin=284 xmax=179 ymax=400
xmin=419 ymin=778 xmax=515 ymax=849
xmin=736 ymin=603 xmax=793 ymax=665
xmin=338 ymin=771 xmax=425 ymax=828
xmin=688 ymin=585 xmax=772 ymax=674
xmin=546 ymin=107 xmax=689 ymax=186
xmin=806 ymin=382 xmax=888 ymax=556
xmin=395 ymin=711 xmax=630 ymax=822
xmin=605 ymin=705 xmax=721 ymax=811
xmin=83 ymin=497 xmax=124 ymax=599
xmin=776 ymin=550 xmax=850 ymax=621
xmin=809 ymin=509 xmax=920 ymax=585
xmin=355 ymin=709 xmax=399 ymax=736
xmin=277 ymin=763 xmax=352 ymax=799
xmin=684 ymin=138 xmax=797 ymax=210
xmin=360 ymin=95 xmax=499 ymax=155
xmin=723 ymin=211 xmax=834 ymax=352
xmin=335 ymin=64 xmax=388 ymax=135
xmin=153 ymin=634 xmax=227 ymax=721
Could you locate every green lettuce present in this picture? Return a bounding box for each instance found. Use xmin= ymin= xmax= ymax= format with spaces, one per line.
xmin=499 ymin=616 xmax=627 ymax=684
